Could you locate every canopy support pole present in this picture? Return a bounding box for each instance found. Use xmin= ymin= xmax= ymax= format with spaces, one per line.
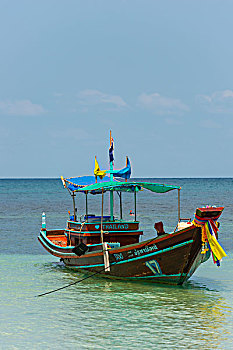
xmin=120 ymin=192 xmax=122 ymax=220
xmin=85 ymin=191 xmax=88 ymax=222
xmin=134 ymin=188 xmax=137 ymax=222
xmin=110 ymin=191 xmax=114 ymax=221
xmin=101 ymin=188 xmax=110 ymax=271
xmin=72 ymin=193 xmax=76 ymax=222
xmin=178 ymin=188 xmax=181 ymax=222
xmin=101 ymin=188 xmax=104 ymax=244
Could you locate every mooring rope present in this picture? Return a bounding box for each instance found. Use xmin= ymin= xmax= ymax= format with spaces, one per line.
xmin=36 ymin=236 xmax=158 ymax=297
xmin=36 ymin=262 xmax=117 ymax=297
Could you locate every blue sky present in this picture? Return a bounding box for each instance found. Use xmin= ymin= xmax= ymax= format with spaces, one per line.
xmin=0 ymin=0 xmax=233 ymax=177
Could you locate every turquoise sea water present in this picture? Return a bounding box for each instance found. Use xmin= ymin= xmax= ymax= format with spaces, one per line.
xmin=1 ymin=178 xmax=233 ymax=349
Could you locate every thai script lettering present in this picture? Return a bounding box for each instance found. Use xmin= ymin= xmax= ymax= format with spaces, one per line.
xmin=114 ymin=253 xmax=124 ymax=261
xmin=134 ymin=244 xmax=157 ymax=256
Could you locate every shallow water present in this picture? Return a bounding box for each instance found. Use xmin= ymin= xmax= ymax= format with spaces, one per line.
xmin=0 ymin=178 xmax=233 ymax=349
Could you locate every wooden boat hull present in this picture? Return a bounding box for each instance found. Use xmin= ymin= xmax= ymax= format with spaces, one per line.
xmin=38 ymin=225 xmax=209 ymax=285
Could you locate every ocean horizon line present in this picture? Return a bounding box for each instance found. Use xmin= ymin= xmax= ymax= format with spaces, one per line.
xmin=0 ymin=176 xmax=232 ymax=180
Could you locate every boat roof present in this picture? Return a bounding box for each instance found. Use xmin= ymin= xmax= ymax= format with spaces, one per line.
xmin=62 ymin=175 xmax=119 ymax=192
xmin=74 ymin=179 xmax=179 ymax=194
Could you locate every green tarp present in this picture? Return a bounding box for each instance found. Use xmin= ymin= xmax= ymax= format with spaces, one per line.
xmin=75 ymin=181 xmax=180 ymax=194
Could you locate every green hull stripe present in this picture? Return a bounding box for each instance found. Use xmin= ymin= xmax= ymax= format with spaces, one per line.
xmin=40 ymin=231 xmax=75 ymax=250
xmin=38 ymin=236 xmax=76 ymax=256
xmin=69 ymin=270 xmax=184 ymax=280
xmin=114 ymin=239 xmax=194 ymax=265
xmin=71 ymin=263 xmax=105 ymax=268
xmin=66 ymin=240 xmax=194 ymax=269
xmin=129 ymin=274 xmax=183 ymax=279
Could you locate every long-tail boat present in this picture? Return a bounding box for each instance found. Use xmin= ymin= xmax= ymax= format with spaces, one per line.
xmin=38 ymin=133 xmax=227 ymax=285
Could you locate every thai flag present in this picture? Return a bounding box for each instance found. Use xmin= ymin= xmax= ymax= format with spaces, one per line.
xmin=109 ymin=138 xmax=114 ymax=163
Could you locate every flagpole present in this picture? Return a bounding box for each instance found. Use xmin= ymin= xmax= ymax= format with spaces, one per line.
xmin=125 ymin=156 xmax=128 ymax=182
xmin=109 ymin=130 xmax=114 ymax=221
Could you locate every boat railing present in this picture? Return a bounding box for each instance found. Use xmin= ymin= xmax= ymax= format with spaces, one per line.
xmin=84 ymin=214 xmax=114 ymax=223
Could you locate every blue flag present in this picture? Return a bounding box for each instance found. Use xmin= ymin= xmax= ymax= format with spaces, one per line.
xmin=113 ymin=157 xmax=131 ymax=179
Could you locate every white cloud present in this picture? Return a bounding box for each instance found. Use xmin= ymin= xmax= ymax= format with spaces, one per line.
xmin=197 ymin=90 xmax=233 ymax=114
xmin=138 ymin=92 xmax=189 ymax=115
xmin=77 ymin=89 xmax=127 ymax=109
xmin=0 ymin=99 xmax=45 ymax=116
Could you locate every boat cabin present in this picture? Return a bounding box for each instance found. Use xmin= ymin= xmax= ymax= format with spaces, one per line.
xmin=61 ymin=177 xmax=180 ymax=248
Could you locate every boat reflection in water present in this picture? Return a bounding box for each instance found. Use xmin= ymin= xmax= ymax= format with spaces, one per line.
xmin=51 ymin=265 xmax=232 ymax=349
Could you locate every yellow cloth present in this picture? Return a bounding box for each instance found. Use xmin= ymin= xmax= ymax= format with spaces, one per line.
xmin=94 ymin=157 xmax=106 ymax=179
xmin=205 ymin=223 xmax=227 ymax=261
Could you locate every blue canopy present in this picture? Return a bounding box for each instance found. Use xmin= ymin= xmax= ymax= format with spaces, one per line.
xmin=61 ymin=175 xmax=119 ymax=192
